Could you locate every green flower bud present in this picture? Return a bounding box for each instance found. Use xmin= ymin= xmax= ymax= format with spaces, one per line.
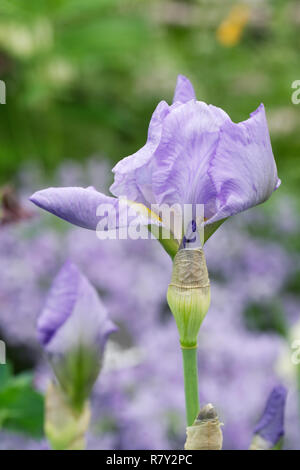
xmin=167 ymin=248 xmax=210 ymax=347
xmin=45 ymin=382 xmax=91 ymax=450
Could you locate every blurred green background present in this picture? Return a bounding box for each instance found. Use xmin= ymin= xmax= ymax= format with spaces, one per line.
xmin=0 ymin=0 xmax=299 ymax=192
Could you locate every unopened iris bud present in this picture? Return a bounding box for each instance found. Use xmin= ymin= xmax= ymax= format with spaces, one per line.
xmin=38 ymin=261 xmax=117 ymax=409
xmin=167 ymin=248 xmax=210 ymax=347
xmin=38 ymin=261 xmax=117 ymax=449
xmin=250 ymin=385 xmax=287 ymax=450
xmin=184 ymin=404 xmax=223 ymax=450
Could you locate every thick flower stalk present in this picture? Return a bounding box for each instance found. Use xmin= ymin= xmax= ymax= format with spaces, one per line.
xmin=38 ymin=261 xmax=117 ymax=450
xmin=249 ymin=385 xmax=287 ymax=450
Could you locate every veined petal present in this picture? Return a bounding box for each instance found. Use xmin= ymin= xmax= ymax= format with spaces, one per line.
xmin=30 ymin=187 xmax=117 ymax=230
xmin=207 ymin=104 xmax=280 ymax=225
xmin=30 ymin=187 xmax=161 ymax=232
xmin=110 ymin=100 xmax=171 ymax=205
xmin=151 ymin=100 xmax=230 ymax=219
xmin=173 ymin=74 xmax=196 ymax=104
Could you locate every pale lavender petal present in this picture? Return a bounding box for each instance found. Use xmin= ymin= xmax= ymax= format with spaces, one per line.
xmin=172 ymin=74 xmax=196 ymax=104
xmin=30 ymin=187 xmax=159 ymax=232
xmin=151 ymin=100 xmax=230 ymax=219
xmin=30 ymin=187 xmax=118 ymax=230
xmin=110 ymin=100 xmax=172 ymax=205
xmin=207 ymin=104 xmax=280 ymax=225
xmin=253 ymin=385 xmax=287 ymax=446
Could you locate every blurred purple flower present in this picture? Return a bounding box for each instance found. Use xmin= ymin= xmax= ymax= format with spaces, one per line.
xmin=0 ymin=432 xmax=48 ymax=450
xmin=253 ymin=385 xmax=287 ymax=447
xmin=30 ymin=75 xmax=280 ymax=243
xmin=38 ymin=261 xmax=117 ymax=408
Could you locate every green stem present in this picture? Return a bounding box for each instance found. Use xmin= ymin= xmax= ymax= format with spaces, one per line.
xmin=181 ymin=346 xmax=199 ymax=426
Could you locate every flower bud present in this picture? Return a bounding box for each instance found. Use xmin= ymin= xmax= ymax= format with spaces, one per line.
xmin=38 ymin=261 xmax=117 ymax=411
xmin=184 ymin=403 xmax=223 ymax=450
xmin=250 ymin=385 xmax=287 ymax=450
xmin=167 ymin=248 xmax=210 ymax=347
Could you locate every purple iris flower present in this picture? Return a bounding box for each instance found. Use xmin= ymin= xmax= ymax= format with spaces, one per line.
xmin=38 ymin=261 xmax=117 ymax=409
xmin=253 ymin=385 xmax=287 ymax=448
xmin=30 ymin=75 xmax=280 ymax=247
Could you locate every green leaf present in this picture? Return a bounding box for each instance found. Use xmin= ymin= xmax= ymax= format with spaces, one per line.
xmin=0 ymin=370 xmax=44 ymax=437
xmin=0 ymin=363 xmax=12 ymax=389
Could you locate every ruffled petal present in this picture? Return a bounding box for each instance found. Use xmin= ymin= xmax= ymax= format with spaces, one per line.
xmin=207 ymin=104 xmax=280 ymax=225
xmin=172 ymin=74 xmax=196 ymax=104
xmin=151 ymin=100 xmax=230 ymax=219
xmin=110 ymin=100 xmax=171 ymax=205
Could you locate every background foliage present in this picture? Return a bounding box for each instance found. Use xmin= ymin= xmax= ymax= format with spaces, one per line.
xmin=0 ymin=0 xmax=299 ymax=191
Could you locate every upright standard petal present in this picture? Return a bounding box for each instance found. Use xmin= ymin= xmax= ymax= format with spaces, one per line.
xmin=173 ymin=74 xmax=196 ymax=104
xmin=110 ymin=100 xmax=172 ymax=205
xmin=111 ymin=75 xmax=197 ymax=206
xmin=252 ymin=385 xmax=287 ymax=448
xmin=207 ymin=104 xmax=280 ymax=225
xmin=151 ymin=100 xmax=230 ymax=220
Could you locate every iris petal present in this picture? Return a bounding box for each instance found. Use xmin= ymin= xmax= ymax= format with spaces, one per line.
xmin=172 ymin=74 xmax=196 ymax=104
xmin=207 ymin=104 xmax=280 ymax=224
